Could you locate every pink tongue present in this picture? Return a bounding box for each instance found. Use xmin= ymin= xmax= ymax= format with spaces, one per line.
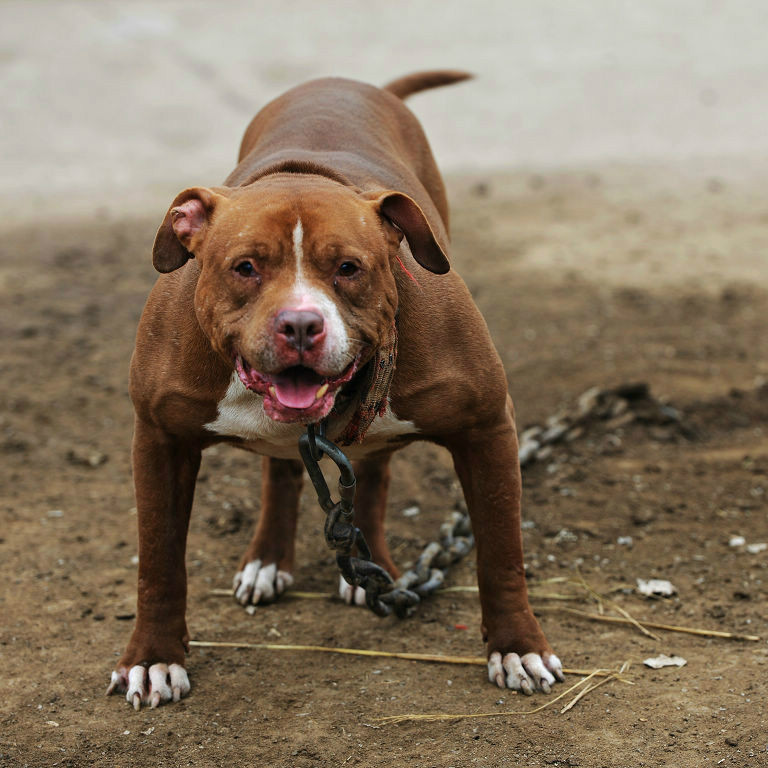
xmin=272 ymin=370 xmax=322 ymax=409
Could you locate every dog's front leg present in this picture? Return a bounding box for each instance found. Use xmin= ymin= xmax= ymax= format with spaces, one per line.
xmin=446 ymin=417 xmax=564 ymax=694
xmin=107 ymin=417 xmax=201 ymax=709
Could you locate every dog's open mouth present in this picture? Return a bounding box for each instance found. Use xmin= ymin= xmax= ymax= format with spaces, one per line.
xmin=235 ymin=355 xmax=359 ymax=423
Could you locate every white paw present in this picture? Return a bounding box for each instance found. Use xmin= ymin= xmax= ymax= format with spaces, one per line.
xmin=106 ymin=663 xmax=190 ymax=709
xmin=233 ymin=560 xmax=293 ymax=605
xmin=339 ymin=575 xmax=366 ymax=606
xmin=487 ymin=651 xmax=564 ymax=694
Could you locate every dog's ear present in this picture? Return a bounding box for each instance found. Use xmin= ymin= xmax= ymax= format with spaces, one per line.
xmin=153 ymin=187 xmax=228 ymax=273
xmin=372 ymin=191 xmax=450 ymax=275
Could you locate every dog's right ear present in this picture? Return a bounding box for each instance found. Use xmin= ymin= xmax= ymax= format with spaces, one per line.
xmin=153 ymin=187 xmax=227 ymax=273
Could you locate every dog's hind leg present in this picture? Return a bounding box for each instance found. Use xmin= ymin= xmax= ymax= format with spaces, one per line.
xmin=233 ymin=456 xmax=302 ymax=606
xmin=339 ymin=453 xmax=399 ymax=605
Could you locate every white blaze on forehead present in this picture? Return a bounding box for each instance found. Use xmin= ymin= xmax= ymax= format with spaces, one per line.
xmin=292 ymin=218 xmax=304 ymax=278
xmin=289 ymin=217 xmax=349 ymax=370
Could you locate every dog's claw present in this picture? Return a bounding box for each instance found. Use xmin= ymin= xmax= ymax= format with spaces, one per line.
xmin=546 ymin=653 xmax=565 ymax=682
xmin=339 ymin=575 xmax=366 ymax=606
xmin=105 ymin=671 xmax=120 ymax=697
xmin=233 ymin=560 xmax=293 ymax=606
xmin=503 ymin=652 xmax=534 ymax=693
xmin=108 ymin=662 xmax=190 ymax=709
xmin=488 ymin=650 xmax=561 ymax=693
xmin=544 ymin=653 xmax=565 ymax=683
xmin=520 ymin=678 xmax=534 ymax=696
xmin=169 ymin=663 xmax=190 ymax=701
xmin=488 ymin=651 xmax=505 ymax=688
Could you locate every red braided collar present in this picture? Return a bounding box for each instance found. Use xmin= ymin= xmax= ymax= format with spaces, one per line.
xmin=334 ymin=321 xmax=398 ymax=446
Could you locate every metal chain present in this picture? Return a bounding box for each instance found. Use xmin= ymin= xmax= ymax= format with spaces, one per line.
xmin=298 ymin=422 xmax=420 ymax=618
xmin=299 ymin=382 xmax=677 ymax=618
xmin=517 ymin=381 xmax=682 ymax=467
xmin=392 ymin=508 xmax=474 ymax=600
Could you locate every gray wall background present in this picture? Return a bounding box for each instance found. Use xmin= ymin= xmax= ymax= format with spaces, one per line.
xmin=3 ymin=0 xmax=767 ymax=220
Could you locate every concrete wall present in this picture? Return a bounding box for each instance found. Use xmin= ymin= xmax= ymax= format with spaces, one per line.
xmin=2 ymin=0 xmax=767 ymax=220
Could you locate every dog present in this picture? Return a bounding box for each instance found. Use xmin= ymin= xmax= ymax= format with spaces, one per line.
xmin=106 ymin=71 xmax=563 ymax=709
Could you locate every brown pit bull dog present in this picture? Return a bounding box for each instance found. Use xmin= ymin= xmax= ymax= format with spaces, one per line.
xmin=107 ymin=70 xmax=563 ymax=709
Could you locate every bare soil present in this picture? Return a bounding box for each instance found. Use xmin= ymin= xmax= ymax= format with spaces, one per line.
xmin=1 ymin=168 xmax=767 ymax=767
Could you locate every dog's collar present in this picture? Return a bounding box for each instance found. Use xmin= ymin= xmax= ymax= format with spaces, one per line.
xmin=332 ymin=320 xmax=398 ymax=446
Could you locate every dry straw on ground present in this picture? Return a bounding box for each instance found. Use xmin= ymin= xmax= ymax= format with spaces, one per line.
xmin=377 ymin=662 xmax=633 ymax=724
xmin=196 ymin=575 xmax=759 ymax=722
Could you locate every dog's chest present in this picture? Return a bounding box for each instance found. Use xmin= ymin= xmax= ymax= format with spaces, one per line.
xmin=204 ymin=372 xmax=417 ymax=459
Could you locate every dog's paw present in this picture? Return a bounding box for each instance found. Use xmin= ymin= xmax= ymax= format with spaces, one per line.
xmin=106 ymin=662 xmax=190 ymax=710
xmin=339 ymin=575 xmax=366 ymax=606
xmin=233 ymin=559 xmax=293 ymax=605
xmin=487 ymin=651 xmax=564 ymax=694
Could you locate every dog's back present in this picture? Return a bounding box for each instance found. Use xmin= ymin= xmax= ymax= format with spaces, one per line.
xmin=231 ymin=71 xmax=471 ymax=232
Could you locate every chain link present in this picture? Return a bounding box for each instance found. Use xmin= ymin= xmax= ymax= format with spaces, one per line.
xmin=392 ymin=509 xmax=474 ymax=601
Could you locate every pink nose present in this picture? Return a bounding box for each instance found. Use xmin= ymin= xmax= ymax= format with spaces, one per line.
xmin=274 ymin=309 xmax=326 ymax=352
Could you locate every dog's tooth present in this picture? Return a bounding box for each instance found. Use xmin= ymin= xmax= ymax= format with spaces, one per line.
xmin=269 ymin=386 xmax=277 ymax=398
xmin=315 ymin=383 xmax=329 ymax=400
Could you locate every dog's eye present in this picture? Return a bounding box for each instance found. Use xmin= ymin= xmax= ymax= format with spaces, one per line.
xmin=337 ymin=261 xmax=359 ymax=278
xmin=234 ymin=261 xmax=257 ymax=277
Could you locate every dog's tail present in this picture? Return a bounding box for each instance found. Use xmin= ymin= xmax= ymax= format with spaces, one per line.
xmin=383 ymin=70 xmax=473 ymax=100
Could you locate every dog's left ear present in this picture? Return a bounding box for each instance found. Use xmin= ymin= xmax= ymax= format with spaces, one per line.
xmin=153 ymin=187 xmax=229 ymax=273
xmin=371 ymin=192 xmax=450 ymax=275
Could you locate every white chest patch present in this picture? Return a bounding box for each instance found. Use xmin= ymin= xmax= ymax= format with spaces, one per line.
xmin=204 ymin=373 xmax=305 ymax=449
xmin=205 ymin=373 xmax=419 ymax=458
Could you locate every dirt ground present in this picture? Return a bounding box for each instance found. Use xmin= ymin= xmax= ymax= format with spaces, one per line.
xmin=1 ymin=166 xmax=767 ymax=767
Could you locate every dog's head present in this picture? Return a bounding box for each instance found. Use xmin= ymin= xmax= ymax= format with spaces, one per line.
xmin=152 ymin=175 xmax=449 ymax=423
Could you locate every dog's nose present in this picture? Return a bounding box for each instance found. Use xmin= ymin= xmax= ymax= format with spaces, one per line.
xmin=274 ymin=309 xmax=326 ymax=351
